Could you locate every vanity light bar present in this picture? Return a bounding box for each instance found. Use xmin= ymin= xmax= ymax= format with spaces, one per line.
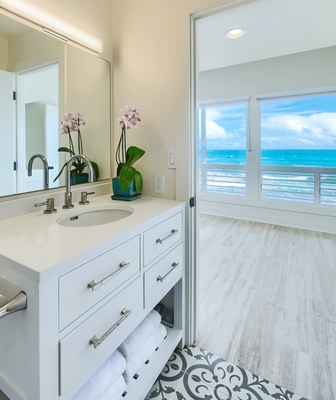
xmin=43 ymin=27 xmax=68 ymax=43
xmin=0 ymin=0 xmax=103 ymax=53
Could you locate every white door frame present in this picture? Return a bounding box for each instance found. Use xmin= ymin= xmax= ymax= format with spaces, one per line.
xmin=16 ymin=61 xmax=59 ymax=193
xmin=185 ymin=0 xmax=264 ymax=346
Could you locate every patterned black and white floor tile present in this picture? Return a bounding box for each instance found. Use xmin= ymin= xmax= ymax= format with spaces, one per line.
xmin=146 ymin=345 xmax=308 ymax=400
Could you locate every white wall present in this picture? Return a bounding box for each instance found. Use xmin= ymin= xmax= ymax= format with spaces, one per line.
xmin=0 ymin=37 xmax=8 ymax=70
xmin=7 ymin=29 xmax=63 ymax=66
xmin=199 ymin=46 xmax=336 ymax=99
xmin=24 ymin=65 xmax=58 ymax=103
xmin=112 ymin=0 xmax=179 ymax=200
xmin=66 ymin=45 xmax=111 ymax=180
xmin=25 ymin=103 xmax=45 ymax=163
xmin=199 ymin=46 xmax=336 ymax=232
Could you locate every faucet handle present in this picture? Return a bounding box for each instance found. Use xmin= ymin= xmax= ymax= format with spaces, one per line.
xmin=79 ymin=191 xmax=95 ymax=205
xmin=35 ymin=198 xmax=57 ymax=214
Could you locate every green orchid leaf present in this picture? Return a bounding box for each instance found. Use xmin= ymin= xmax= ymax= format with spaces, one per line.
xmin=126 ymin=146 xmax=145 ymax=166
xmin=133 ymin=170 xmax=143 ymax=193
xmin=57 ymin=147 xmax=75 ymax=156
xmin=119 ymin=164 xmax=135 ymax=191
xmin=71 ymin=161 xmax=82 ymax=174
xmin=117 ymin=163 xmax=124 ymax=177
xmin=90 ymin=161 xmax=99 ymax=181
xmin=53 ymin=161 xmax=68 ymax=182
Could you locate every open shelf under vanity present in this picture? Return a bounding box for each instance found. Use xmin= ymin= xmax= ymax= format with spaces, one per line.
xmin=124 ymin=326 xmax=183 ymax=399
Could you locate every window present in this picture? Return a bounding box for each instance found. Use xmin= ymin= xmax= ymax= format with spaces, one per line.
xmin=199 ymin=103 xmax=247 ymax=165
xmin=199 ymin=101 xmax=248 ymax=196
xmin=261 ymin=94 xmax=336 ymax=167
xmin=260 ymin=93 xmax=336 ymax=205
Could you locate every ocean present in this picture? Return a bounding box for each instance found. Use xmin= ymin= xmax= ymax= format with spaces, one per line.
xmin=199 ymin=149 xmax=336 ymax=168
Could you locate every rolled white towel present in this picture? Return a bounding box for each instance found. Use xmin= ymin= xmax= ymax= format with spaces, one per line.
xmin=123 ymin=323 xmax=167 ymax=381
xmin=100 ymin=375 xmax=126 ymax=400
xmin=71 ymin=350 xmax=126 ymax=400
xmin=118 ymin=310 xmax=161 ymax=362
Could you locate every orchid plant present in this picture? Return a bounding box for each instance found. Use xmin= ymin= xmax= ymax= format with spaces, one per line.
xmin=54 ymin=113 xmax=99 ymax=183
xmin=116 ymin=105 xmax=145 ymax=193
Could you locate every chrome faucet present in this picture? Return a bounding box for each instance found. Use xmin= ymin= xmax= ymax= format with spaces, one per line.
xmin=27 ymin=154 xmax=49 ymax=189
xmin=63 ymin=155 xmax=93 ymax=209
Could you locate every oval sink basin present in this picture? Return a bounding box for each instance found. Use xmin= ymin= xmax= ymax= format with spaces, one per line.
xmin=57 ymin=205 xmax=134 ymax=227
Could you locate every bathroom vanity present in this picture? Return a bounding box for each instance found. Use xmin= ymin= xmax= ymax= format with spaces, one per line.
xmin=0 ymin=195 xmax=185 ymax=400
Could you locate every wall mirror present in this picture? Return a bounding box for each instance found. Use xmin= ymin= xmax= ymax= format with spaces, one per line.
xmin=0 ymin=12 xmax=111 ymax=198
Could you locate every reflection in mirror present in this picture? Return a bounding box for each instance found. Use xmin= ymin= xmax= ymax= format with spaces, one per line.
xmin=0 ymin=12 xmax=111 ymax=198
xmin=23 ymin=64 xmax=59 ymax=192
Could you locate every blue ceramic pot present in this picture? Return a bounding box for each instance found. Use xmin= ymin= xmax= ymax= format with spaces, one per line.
xmin=112 ymin=178 xmax=142 ymax=201
xmin=70 ymin=173 xmax=89 ymax=186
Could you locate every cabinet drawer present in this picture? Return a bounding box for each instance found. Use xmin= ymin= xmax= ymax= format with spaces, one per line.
xmin=59 ymin=277 xmax=142 ymax=395
xmin=144 ymin=212 xmax=182 ymax=266
xmin=145 ymin=244 xmax=183 ymax=308
xmin=59 ymin=235 xmax=140 ymax=330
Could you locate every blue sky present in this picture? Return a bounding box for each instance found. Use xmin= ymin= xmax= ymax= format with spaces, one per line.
xmin=200 ymin=94 xmax=336 ymax=150
xmin=199 ymin=103 xmax=247 ymax=150
xmin=261 ymin=95 xmax=336 ymax=149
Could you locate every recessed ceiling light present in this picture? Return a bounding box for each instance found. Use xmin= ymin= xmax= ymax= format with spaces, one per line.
xmin=225 ymin=28 xmax=246 ymax=39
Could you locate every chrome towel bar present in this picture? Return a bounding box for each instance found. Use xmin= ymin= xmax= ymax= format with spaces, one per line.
xmin=0 ymin=278 xmax=27 ymax=320
xmin=0 ymin=291 xmax=27 ymax=320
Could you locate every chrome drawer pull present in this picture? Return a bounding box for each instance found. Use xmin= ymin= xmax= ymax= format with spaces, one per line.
xmin=157 ymin=262 xmax=180 ymax=283
xmin=89 ymin=308 xmax=131 ymax=349
xmin=156 ymin=229 xmax=178 ymax=244
xmin=87 ymin=261 xmax=130 ymax=291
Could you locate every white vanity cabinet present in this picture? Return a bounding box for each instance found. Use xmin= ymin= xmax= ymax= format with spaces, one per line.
xmin=0 ymin=196 xmax=186 ymax=400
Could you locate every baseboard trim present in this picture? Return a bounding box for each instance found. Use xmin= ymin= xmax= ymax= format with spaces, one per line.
xmin=200 ymin=199 xmax=336 ymax=234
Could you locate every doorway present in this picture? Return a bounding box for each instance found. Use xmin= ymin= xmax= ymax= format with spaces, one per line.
xmin=191 ymin=1 xmax=336 ymax=399
xmin=16 ymin=63 xmax=60 ymax=193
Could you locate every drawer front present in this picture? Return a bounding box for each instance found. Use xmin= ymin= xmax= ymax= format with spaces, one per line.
xmin=59 ymin=277 xmax=143 ymax=395
xmin=144 ymin=212 xmax=182 ymax=266
xmin=59 ymin=235 xmax=140 ymax=330
xmin=145 ymin=244 xmax=183 ymax=308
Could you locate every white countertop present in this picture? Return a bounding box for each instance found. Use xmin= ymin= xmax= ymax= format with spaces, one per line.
xmin=0 ymin=195 xmax=185 ymax=282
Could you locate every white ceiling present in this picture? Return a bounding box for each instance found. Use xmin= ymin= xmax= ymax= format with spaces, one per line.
xmin=198 ymin=0 xmax=336 ymax=72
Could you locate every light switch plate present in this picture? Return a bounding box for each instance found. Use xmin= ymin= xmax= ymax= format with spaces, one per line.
xmin=167 ymin=150 xmax=176 ymax=169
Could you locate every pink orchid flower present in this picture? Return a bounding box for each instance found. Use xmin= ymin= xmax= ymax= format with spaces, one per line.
xmin=117 ymin=105 xmax=141 ymax=130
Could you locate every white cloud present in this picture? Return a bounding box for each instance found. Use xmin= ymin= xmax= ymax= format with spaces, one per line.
xmin=206 ymin=108 xmax=223 ymax=121
xmin=199 ymin=110 xmax=236 ymax=139
xmin=261 ymin=113 xmax=336 ymax=146
xmin=205 ymin=120 xmax=238 ymax=140
xmin=205 ymin=120 xmax=228 ymax=139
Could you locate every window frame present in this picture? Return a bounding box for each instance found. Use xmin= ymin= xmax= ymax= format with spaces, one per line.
xmin=198 ymin=96 xmax=251 ymax=202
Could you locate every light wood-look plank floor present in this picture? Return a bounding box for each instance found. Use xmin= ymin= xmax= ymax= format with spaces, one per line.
xmin=196 ymin=214 xmax=336 ymax=400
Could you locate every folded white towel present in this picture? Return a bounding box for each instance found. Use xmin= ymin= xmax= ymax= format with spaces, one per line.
xmin=100 ymin=375 xmax=126 ymax=400
xmin=123 ymin=323 xmax=167 ymax=381
xmin=118 ymin=310 xmax=161 ymax=362
xmin=71 ymin=350 xmax=126 ymax=400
